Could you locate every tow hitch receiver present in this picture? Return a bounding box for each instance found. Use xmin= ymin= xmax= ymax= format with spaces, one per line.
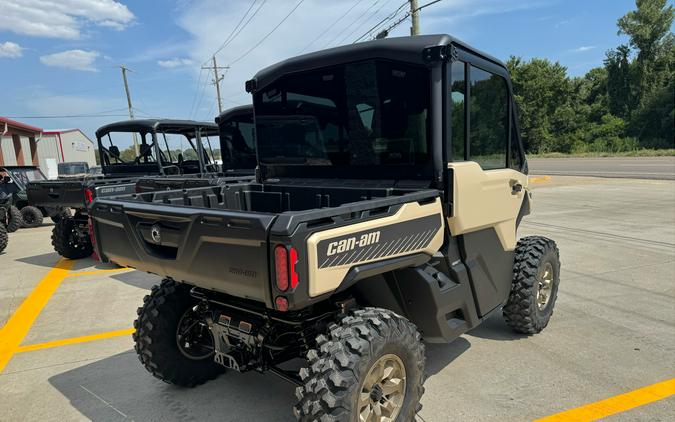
xmin=205 ymin=312 xmax=258 ymax=372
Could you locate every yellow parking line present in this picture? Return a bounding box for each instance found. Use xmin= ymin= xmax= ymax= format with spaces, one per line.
xmin=0 ymin=258 xmax=74 ymax=373
xmin=15 ymin=328 xmax=135 ymax=353
xmin=534 ymin=378 xmax=675 ymax=422
xmin=65 ymin=268 xmax=131 ymax=278
xmin=530 ymin=175 xmax=552 ymax=184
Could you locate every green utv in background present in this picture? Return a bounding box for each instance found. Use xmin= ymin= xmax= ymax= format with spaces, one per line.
xmin=90 ymin=35 xmax=561 ymax=421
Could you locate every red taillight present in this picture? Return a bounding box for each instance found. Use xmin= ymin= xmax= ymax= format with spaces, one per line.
xmin=289 ymin=247 xmax=299 ymax=289
xmin=84 ymin=187 xmax=94 ymax=205
xmin=275 ymin=296 xmax=289 ymax=312
xmin=274 ymin=245 xmax=289 ymax=291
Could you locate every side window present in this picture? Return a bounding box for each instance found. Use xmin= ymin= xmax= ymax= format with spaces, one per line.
xmin=510 ymin=117 xmax=522 ymax=170
xmin=450 ymin=61 xmax=466 ymax=161
xmin=469 ymin=65 xmax=508 ymax=170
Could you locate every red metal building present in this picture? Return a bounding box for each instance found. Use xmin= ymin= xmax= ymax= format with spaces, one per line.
xmin=0 ymin=117 xmax=42 ymax=167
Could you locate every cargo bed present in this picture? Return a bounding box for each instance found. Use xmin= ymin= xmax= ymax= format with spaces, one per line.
xmin=90 ymin=180 xmax=440 ymax=306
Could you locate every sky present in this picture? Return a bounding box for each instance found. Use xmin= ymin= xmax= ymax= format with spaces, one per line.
xmin=0 ymin=0 xmax=641 ymax=144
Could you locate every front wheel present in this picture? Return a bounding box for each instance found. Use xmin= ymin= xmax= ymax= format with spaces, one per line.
xmin=503 ymin=236 xmax=561 ymax=334
xmin=51 ymin=216 xmax=93 ymax=259
xmin=294 ymin=308 xmax=425 ymax=422
xmin=133 ymin=279 xmax=224 ymax=387
xmin=21 ymin=206 xmax=44 ymax=228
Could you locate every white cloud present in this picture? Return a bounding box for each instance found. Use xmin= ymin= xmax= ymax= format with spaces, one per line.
xmin=571 ymin=46 xmax=596 ymax=53
xmin=0 ymin=41 xmax=22 ymax=58
xmin=158 ymin=57 xmax=194 ymax=68
xmin=0 ymin=0 xmax=134 ymax=39
xmin=40 ymin=49 xmax=100 ymax=71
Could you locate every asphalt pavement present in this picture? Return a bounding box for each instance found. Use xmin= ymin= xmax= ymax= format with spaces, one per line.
xmin=528 ymin=156 xmax=675 ymax=179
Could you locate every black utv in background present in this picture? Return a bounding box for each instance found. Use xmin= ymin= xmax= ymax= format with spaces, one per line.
xmin=91 ymin=35 xmax=561 ymax=421
xmin=0 ymin=165 xmax=69 ymax=230
xmin=28 ymin=115 xmax=254 ymax=259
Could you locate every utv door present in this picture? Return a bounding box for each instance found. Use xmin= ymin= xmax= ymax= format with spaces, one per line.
xmin=445 ymin=50 xmax=530 ymax=317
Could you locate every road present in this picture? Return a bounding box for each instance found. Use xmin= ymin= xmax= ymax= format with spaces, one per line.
xmin=0 ymin=176 xmax=674 ymax=421
xmin=528 ymin=156 xmax=675 ymax=179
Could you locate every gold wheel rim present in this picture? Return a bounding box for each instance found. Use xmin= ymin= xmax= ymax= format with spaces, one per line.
xmin=357 ymin=354 xmax=406 ymax=422
xmin=536 ymin=262 xmax=554 ymax=311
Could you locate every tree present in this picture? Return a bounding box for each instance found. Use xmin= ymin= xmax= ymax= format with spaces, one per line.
xmin=618 ymin=0 xmax=674 ymax=89
xmin=507 ymin=57 xmax=575 ymax=153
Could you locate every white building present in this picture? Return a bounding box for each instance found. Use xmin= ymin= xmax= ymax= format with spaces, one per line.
xmin=39 ymin=129 xmax=97 ymax=177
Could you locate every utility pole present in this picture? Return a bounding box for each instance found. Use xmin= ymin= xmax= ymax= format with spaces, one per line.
xmin=202 ymin=56 xmax=228 ymax=116
xmin=120 ymin=65 xmax=139 ymax=155
xmin=410 ymin=0 xmax=420 ymax=36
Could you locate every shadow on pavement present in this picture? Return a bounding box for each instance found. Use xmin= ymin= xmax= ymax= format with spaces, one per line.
xmin=15 ymin=251 xmax=60 ymax=268
xmin=48 ymin=350 xmax=297 ymax=422
xmin=467 ymin=313 xmax=527 ymax=341
xmin=110 ymin=270 xmax=160 ymax=291
xmin=424 ymin=337 xmax=471 ymax=376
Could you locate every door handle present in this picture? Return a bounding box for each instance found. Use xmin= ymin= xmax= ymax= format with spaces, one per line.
xmin=511 ymin=183 xmax=523 ymax=194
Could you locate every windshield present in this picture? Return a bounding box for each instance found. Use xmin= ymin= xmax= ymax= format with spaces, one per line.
xmin=58 ymin=163 xmax=88 ymax=175
xmin=1 ymin=168 xmax=45 ymax=189
xmin=98 ymin=128 xmax=215 ymax=175
xmin=254 ymin=59 xmax=431 ymax=178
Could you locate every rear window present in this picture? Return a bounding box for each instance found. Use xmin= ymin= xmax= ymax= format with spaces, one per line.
xmin=254 ymin=60 xmax=432 ymax=178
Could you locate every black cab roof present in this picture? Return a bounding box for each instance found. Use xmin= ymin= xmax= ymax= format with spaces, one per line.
xmin=247 ymin=34 xmax=506 ymax=92
xmin=215 ymin=104 xmax=253 ymax=125
xmin=95 ymin=119 xmax=219 ymax=138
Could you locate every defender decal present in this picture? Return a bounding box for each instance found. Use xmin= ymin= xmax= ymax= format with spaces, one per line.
xmin=317 ymin=215 xmax=442 ymax=269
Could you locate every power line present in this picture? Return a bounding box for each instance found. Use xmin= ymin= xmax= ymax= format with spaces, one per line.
xmin=322 ymin=0 xmax=384 ymax=48
xmin=228 ymin=0 xmax=305 ymax=66
xmin=299 ymin=0 xmax=366 ymax=53
xmin=353 ymin=1 xmax=409 ymax=43
xmin=188 ymin=68 xmax=205 ymax=119
xmin=190 ymin=74 xmax=210 ymax=120
xmin=374 ymin=0 xmax=443 ymax=40
xmin=337 ymin=0 xmax=393 ymax=46
xmin=211 ymin=0 xmax=260 ymax=59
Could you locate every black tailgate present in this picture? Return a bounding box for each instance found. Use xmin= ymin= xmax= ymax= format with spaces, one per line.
xmin=91 ymin=199 xmax=276 ymax=304
xmin=27 ymin=180 xmax=85 ymax=208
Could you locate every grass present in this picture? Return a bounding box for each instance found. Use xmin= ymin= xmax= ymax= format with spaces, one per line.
xmin=530 ymin=149 xmax=675 ymax=158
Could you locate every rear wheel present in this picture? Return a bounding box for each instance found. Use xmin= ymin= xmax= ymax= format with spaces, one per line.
xmin=20 ymin=206 xmax=43 ymax=228
xmin=294 ymin=307 xmax=425 ymax=422
xmin=133 ymin=278 xmax=224 ymax=387
xmin=503 ymin=236 xmax=561 ymax=334
xmin=49 ymin=207 xmax=72 ymax=224
xmin=5 ymin=206 xmax=22 ymax=233
xmin=51 ymin=216 xmax=92 ymax=259
xmin=0 ymin=224 xmax=7 ymax=253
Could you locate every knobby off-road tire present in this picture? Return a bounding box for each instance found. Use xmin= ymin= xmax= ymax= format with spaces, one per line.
xmin=51 ymin=216 xmax=93 ymax=259
xmin=0 ymin=224 xmax=7 ymax=253
xmin=503 ymin=236 xmax=561 ymax=334
xmin=6 ymin=206 xmax=22 ymax=233
xmin=133 ymin=279 xmax=224 ymax=387
xmin=21 ymin=206 xmax=43 ymax=228
xmin=49 ymin=207 xmax=72 ymax=224
xmin=294 ymin=307 xmax=425 ymax=422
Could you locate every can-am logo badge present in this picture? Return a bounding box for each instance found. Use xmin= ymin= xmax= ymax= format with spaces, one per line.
xmin=151 ymin=225 xmax=162 ymax=243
